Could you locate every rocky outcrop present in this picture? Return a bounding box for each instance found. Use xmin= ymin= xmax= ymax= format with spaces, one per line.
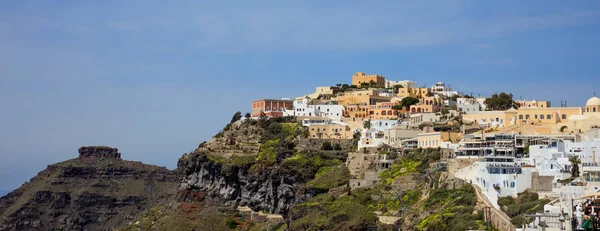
xmin=0 ymin=148 xmax=177 ymax=231
xmin=178 ymin=152 xmax=303 ymax=217
xmin=78 ymin=146 xmax=121 ymax=159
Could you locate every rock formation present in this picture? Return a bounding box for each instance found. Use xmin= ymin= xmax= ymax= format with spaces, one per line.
xmin=78 ymin=146 xmax=121 ymax=159
xmin=0 ymin=147 xmax=176 ymax=231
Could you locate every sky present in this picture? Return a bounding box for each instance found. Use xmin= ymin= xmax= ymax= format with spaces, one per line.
xmin=1 ymin=0 xmax=600 ymax=191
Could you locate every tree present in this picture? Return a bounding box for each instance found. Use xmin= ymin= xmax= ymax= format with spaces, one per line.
xmin=369 ymin=80 xmax=377 ymax=87
xmin=244 ymin=112 xmax=251 ymax=119
xmin=392 ymin=105 xmax=404 ymax=111
xmin=230 ymin=111 xmax=242 ymax=124
xmin=441 ymin=108 xmax=449 ymax=115
xmin=363 ymin=119 xmax=372 ymax=129
xmin=360 ymin=82 xmax=370 ymax=88
xmin=333 ymin=143 xmax=342 ymax=150
xmin=569 ymin=156 xmax=581 ymax=178
xmin=426 ymin=92 xmax=434 ymax=97
xmin=400 ymin=97 xmax=420 ymax=110
xmin=484 ymin=92 xmax=515 ymax=111
xmin=258 ymin=111 xmax=267 ymax=123
xmin=321 ymin=141 xmax=333 ymax=150
xmin=336 ymin=83 xmax=342 ymax=87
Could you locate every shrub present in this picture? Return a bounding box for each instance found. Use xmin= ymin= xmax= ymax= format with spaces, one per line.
xmin=322 ymin=141 xmax=333 ymax=150
xmin=225 ymin=217 xmax=238 ymax=229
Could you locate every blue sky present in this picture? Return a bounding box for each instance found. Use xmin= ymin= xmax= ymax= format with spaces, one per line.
xmin=1 ymin=0 xmax=600 ymax=191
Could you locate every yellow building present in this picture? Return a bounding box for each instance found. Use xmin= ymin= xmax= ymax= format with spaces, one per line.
xmin=585 ymin=96 xmax=600 ymax=113
xmin=563 ymin=96 xmax=600 ymax=133
xmin=516 ymin=99 xmax=551 ymax=108
xmin=516 ymin=107 xmax=581 ymax=125
xmin=337 ymin=89 xmax=391 ymax=106
xmin=352 ymin=72 xmax=386 ymax=88
xmin=417 ymin=132 xmax=463 ymax=148
xmin=308 ymin=123 xmax=354 ymax=139
xmin=462 ymin=110 xmax=516 ymax=127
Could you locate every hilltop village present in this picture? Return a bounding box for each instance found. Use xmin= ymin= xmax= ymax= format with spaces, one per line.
xmin=251 ymin=72 xmax=600 ymax=230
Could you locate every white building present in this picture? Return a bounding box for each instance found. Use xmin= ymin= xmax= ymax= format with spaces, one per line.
xmin=291 ymin=98 xmax=344 ymax=121
xmin=358 ymin=120 xmax=400 ymax=149
xmin=430 ymin=82 xmax=463 ymax=97
xmin=409 ymin=113 xmax=440 ymax=124
xmin=456 ymin=97 xmax=482 ymax=114
xmin=385 ymin=80 xmax=417 ymax=89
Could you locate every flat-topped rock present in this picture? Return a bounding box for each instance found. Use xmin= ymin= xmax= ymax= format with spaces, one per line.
xmin=78 ymin=146 xmax=121 ymax=159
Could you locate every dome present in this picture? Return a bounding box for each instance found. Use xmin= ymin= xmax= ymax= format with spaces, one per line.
xmin=586 ymin=96 xmax=600 ymax=106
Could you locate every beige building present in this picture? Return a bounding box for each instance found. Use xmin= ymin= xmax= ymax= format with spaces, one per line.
xmin=585 ymin=96 xmax=600 ymax=113
xmin=352 ymin=72 xmax=386 ymax=88
xmin=516 ymin=99 xmax=551 ymax=108
xmin=417 ymin=132 xmax=463 ymax=148
xmin=337 ymin=89 xmax=391 ymax=106
xmin=516 ymin=107 xmax=581 ymax=125
xmin=308 ymin=123 xmax=354 ymax=139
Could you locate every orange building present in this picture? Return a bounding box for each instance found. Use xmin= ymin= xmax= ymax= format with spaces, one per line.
xmin=252 ymin=99 xmax=293 ymax=117
xmin=351 ymin=72 xmax=386 ymax=88
xmin=343 ymin=105 xmax=371 ymax=119
xmin=409 ymin=96 xmax=443 ymax=113
xmin=369 ymin=102 xmax=402 ymax=120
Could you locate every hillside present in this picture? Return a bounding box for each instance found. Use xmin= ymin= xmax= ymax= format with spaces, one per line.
xmin=0 ymin=147 xmax=177 ymax=231
xmin=1 ymin=118 xmax=495 ymax=231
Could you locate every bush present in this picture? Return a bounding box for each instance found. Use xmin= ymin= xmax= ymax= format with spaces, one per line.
xmin=322 ymin=141 xmax=333 ymax=150
xmin=225 ymin=217 xmax=238 ymax=229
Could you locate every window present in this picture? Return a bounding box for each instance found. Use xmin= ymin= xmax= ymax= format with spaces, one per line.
xmin=534 ymin=114 xmax=538 ymax=119
xmin=547 ymin=114 xmax=552 ymax=119
xmin=526 ymin=115 xmax=530 ymax=119
xmin=511 ymin=182 xmax=515 ymax=188
xmin=562 ymin=114 xmax=567 ymax=120
xmin=519 ymin=115 xmax=523 ymax=120
xmin=540 ymin=114 xmax=545 ymax=120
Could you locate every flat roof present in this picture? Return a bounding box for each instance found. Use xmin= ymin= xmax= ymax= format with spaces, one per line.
xmin=252 ymin=99 xmax=293 ymax=102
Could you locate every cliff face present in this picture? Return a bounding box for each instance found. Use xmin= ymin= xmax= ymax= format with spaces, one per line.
xmin=178 ymin=152 xmax=302 ymax=216
xmin=0 ymin=146 xmax=177 ymax=231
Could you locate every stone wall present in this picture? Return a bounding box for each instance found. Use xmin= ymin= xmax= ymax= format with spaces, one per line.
xmin=531 ymin=172 xmax=554 ymax=192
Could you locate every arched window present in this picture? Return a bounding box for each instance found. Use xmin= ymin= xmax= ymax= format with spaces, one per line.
xmin=562 ymin=114 xmax=567 ymax=120
xmin=381 ymin=111 xmax=386 ymax=115
xmin=511 ymin=182 xmax=515 ymax=188
xmin=526 ymin=115 xmax=530 ymax=119
xmin=388 ymin=110 xmax=393 ymax=116
xmin=534 ymin=114 xmax=538 ymax=119
xmin=587 ymin=108 xmax=590 ymax=112
xmin=595 ymin=108 xmax=597 ymax=112
xmin=540 ymin=114 xmax=545 ymax=120
xmin=547 ymin=114 xmax=552 ymax=119
xmin=519 ymin=115 xmax=523 ymax=120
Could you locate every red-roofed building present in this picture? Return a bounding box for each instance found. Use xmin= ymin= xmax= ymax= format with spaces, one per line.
xmin=252 ymin=99 xmax=293 ymax=118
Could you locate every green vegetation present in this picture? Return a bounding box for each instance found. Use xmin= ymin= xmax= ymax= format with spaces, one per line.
xmin=418 ymin=184 xmax=486 ymax=231
xmin=484 ymin=92 xmax=515 ymax=111
xmin=230 ymin=111 xmax=242 ymax=124
xmin=379 ymin=160 xmax=420 ymax=184
xmin=304 ymin=166 xmax=350 ymax=190
xmin=569 ymin=155 xmax=581 ymax=178
xmin=291 ymin=194 xmax=378 ymax=231
xmin=400 ymin=97 xmax=419 ymax=110
xmin=498 ymin=190 xmax=550 ymax=226
xmin=225 ymin=217 xmax=238 ymax=229
xmin=282 ymin=150 xmax=344 ymax=181
xmin=256 ymin=139 xmax=279 ymax=164
xmin=321 ymin=141 xmax=333 ymax=150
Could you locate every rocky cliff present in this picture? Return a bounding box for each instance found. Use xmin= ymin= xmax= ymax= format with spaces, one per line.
xmin=178 ymin=151 xmax=301 ymax=216
xmin=0 ymin=146 xmax=177 ymax=231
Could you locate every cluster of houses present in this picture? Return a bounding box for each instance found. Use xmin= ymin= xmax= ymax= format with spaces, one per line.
xmin=250 ymin=72 xmax=600 ymax=230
